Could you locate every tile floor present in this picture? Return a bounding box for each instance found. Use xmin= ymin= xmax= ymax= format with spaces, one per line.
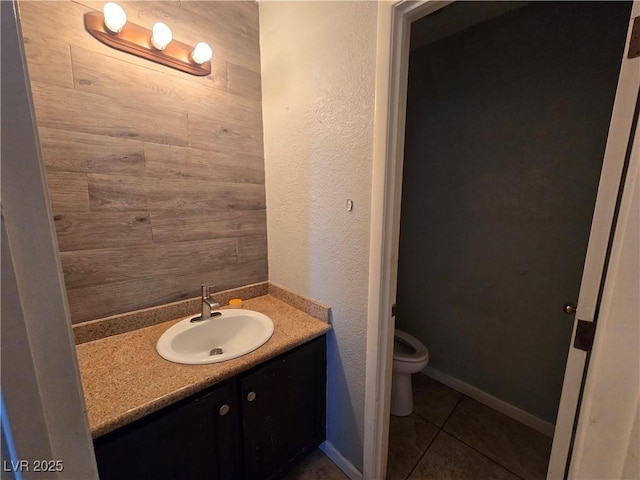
xmin=284 ymin=374 xmax=553 ymax=480
xmin=283 ymin=448 xmax=350 ymax=480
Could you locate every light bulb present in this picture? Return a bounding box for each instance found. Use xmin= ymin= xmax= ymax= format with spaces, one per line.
xmin=191 ymin=42 xmax=212 ymax=64
xmin=151 ymin=23 xmax=172 ymax=50
xmin=103 ymin=2 xmax=127 ymax=33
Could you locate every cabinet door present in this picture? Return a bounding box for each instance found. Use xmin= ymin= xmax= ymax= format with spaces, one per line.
xmin=94 ymin=380 xmax=242 ymax=480
xmin=240 ymin=335 xmax=326 ymax=480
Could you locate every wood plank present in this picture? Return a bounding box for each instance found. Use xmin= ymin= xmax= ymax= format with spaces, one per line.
xmin=150 ymin=210 xmax=267 ymax=244
xmin=175 ymin=1 xmax=261 ymax=46
xmin=88 ymin=174 xmax=266 ymax=211
xmin=54 ymin=211 xmax=152 ymax=252
xmin=21 ymin=35 xmax=73 ymax=88
xmin=38 ymin=127 xmax=145 ymax=174
xmin=45 ymin=172 xmax=90 ymax=213
xmin=70 ymin=45 xmax=262 ymax=129
xmin=87 ymin=174 xmax=148 ymax=211
xmin=60 ymin=237 xmax=238 ymax=289
xmin=142 ymin=177 xmax=266 ymax=211
xmin=218 ymin=0 xmax=260 ymax=40
xmin=177 ymin=1 xmax=261 ymax=72
xmin=18 ymin=1 xmax=98 ymax=54
xmin=188 ymin=115 xmax=264 ymax=155
xmin=228 ymin=62 xmax=262 ymax=101
xmin=31 ymin=82 xmax=189 ymax=146
xmin=144 ymin=143 xmax=264 ymax=184
xmin=238 ymin=234 xmax=268 ymax=264
xmin=65 ymin=259 xmax=268 ymax=323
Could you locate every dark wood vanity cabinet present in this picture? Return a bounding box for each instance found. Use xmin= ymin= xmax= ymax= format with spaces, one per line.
xmin=94 ymin=379 xmax=242 ymax=480
xmin=241 ymin=335 xmax=326 ymax=479
xmin=94 ymin=335 xmax=326 ymax=480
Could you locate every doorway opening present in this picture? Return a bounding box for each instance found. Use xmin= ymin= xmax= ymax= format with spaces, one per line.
xmin=386 ymin=1 xmax=632 ymax=478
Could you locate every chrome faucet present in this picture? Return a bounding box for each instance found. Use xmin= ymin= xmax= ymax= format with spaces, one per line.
xmin=192 ymin=285 xmax=220 ymax=322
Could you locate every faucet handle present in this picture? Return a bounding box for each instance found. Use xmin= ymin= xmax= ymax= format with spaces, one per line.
xmin=201 ymin=284 xmax=216 ymax=298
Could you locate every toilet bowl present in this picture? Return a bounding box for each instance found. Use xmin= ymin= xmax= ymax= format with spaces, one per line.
xmin=391 ymin=329 xmax=429 ymax=416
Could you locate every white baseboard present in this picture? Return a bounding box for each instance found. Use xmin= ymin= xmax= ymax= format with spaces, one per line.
xmin=422 ymin=366 xmax=555 ymax=438
xmin=319 ymin=440 xmax=363 ymax=480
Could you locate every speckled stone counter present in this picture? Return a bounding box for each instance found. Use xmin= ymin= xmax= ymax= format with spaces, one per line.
xmin=76 ymin=295 xmax=331 ymax=439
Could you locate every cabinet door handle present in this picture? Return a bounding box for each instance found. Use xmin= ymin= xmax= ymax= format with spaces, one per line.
xmin=219 ymin=404 xmax=230 ymax=416
xmin=247 ymin=391 xmax=256 ymax=402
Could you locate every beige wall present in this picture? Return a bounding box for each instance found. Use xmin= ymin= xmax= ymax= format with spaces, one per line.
xmin=19 ymin=0 xmax=267 ymax=323
xmin=259 ymin=2 xmax=378 ymax=472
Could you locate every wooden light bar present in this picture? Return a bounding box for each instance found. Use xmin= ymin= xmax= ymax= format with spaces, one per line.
xmin=84 ymin=11 xmax=211 ymax=77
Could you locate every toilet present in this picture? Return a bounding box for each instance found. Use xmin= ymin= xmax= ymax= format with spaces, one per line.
xmin=391 ymin=329 xmax=429 ymax=416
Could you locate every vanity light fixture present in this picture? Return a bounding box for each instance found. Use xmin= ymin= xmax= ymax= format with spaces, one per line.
xmin=84 ymin=2 xmax=212 ymax=76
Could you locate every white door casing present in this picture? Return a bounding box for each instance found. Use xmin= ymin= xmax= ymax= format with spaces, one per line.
xmin=365 ymin=2 xmax=451 ymax=478
xmin=1 ymin=0 xmax=98 ymax=477
xmin=548 ymin=4 xmax=640 ymax=478
xmin=569 ymin=92 xmax=639 ymax=480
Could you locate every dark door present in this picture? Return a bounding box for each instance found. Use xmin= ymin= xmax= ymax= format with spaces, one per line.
xmin=240 ymin=335 xmax=326 ymax=480
xmin=94 ymin=379 xmax=241 ymax=480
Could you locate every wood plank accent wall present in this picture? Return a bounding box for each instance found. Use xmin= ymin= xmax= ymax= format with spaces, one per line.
xmin=18 ymin=0 xmax=268 ymax=323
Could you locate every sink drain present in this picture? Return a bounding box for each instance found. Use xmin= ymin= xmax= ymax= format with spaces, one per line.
xmin=209 ymin=347 xmax=223 ymax=356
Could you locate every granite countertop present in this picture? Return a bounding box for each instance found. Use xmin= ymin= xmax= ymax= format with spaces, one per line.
xmin=76 ymin=295 xmax=331 ymax=438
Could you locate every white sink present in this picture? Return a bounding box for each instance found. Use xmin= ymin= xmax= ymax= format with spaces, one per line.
xmin=156 ymin=309 xmax=274 ymax=365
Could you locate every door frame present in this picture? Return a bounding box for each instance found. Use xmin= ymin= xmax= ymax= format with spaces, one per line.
xmin=548 ymin=3 xmax=639 ymax=477
xmin=569 ymin=93 xmax=639 ymax=479
xmin=363 ymin=1 xmax=639 ymax=478
xmin=1 ymin=0 xmax=98 ymax=477
xmin=364 ymin=2 xmax=451 ymax=478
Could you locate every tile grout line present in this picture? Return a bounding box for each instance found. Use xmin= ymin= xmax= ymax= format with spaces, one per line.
xmin=441 ymin=394 xmax=526 ymax=480
xmin=402 ymin=425 xmax=441 ymax=480
xmin=439 ymin=430 xmax=526 ymax=480
xmin=441 ymin=392 xmax=465 ymax=427
xmin=402 ymin=394 xmax=464 ymax=480
xmin=398 ymin=380 xmax=541 ymax=480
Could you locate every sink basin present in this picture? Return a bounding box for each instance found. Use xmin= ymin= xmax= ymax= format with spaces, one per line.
xmin=156 ymin=309 xmax=274 ymax=365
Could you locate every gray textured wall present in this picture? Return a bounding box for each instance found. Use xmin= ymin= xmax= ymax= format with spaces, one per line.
xmin=396 ymin=1 xmax=630 ymax=423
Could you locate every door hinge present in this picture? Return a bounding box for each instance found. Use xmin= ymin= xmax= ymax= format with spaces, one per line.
xmin=629 ymin=16 xmax=640 ymax=59
xmin=574 ymin=320 xmax=596 ymax=352
xmin=391 ymin=304 xmax=396 ymax=317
